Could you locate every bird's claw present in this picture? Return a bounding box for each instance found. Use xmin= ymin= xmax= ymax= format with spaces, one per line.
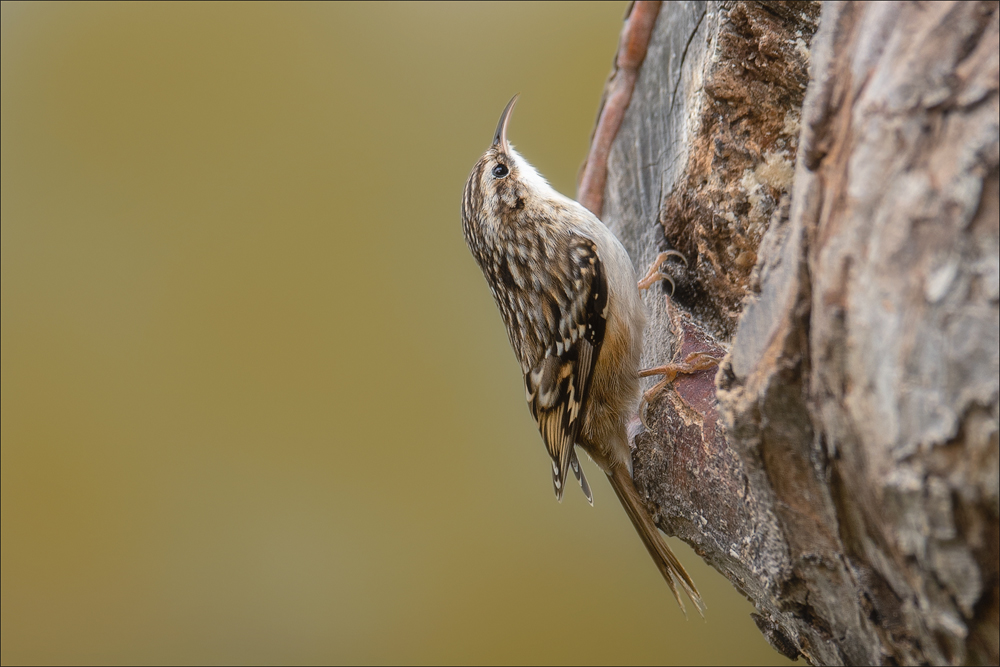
xmin=637 ymin=250 xmax=687 ymax=294
xmin=637 ymin=352 xmax=721 ymax=427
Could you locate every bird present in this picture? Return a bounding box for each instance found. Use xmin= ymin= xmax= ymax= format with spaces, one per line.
xmin=461 ymin=95 xmax=703 ymax=615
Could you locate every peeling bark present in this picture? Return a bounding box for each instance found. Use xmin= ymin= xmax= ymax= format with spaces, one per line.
xmin=583 ymin=2 xmax=1000 ymax=664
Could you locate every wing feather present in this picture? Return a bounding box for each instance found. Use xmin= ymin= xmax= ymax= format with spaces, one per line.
xmin=524 ymin=235 xmax=608 ymax=501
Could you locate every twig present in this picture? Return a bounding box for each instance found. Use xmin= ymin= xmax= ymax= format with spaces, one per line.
xmin=577 ymin=1 xmax=662 ymax=217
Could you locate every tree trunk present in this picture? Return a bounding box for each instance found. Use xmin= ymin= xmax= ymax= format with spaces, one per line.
xmin=580 ymin=2 xmax=999 ymax=664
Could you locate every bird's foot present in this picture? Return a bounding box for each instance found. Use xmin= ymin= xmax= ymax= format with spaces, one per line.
xmin=637 ymin=250 xmax=687 ymax=294
xmin=638 ymin=352 xmax=721 ymax=426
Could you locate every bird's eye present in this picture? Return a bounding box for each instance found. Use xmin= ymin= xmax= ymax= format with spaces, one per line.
xmin=492 ymin=164 xmax=509 ymax=179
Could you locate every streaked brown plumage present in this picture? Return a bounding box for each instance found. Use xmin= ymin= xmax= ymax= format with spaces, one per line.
xmin=461 ymin=95 xmax=703 ymax=615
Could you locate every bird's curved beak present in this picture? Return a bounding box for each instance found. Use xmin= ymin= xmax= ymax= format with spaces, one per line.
xmin=492 ymin=94 xmax=519 ymax=153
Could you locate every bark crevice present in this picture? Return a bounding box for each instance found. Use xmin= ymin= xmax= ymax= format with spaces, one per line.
xmin=584 ymin=2 xmax=1000 ymax=664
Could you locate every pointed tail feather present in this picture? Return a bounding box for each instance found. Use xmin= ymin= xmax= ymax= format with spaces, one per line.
xmin=608 ymin=465 xmax=704 ymax=616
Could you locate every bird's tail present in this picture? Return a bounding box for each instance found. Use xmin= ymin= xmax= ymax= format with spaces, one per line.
xmin=608 ymin=465 xmax=704 ymax=617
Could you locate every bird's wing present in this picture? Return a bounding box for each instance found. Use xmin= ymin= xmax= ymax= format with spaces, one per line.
xmin=523 ymin=235 xmax=608 ymax=501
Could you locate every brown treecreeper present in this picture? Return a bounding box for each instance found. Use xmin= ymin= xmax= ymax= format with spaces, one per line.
xmin=461 ymin=96 xmax=714 ymax=615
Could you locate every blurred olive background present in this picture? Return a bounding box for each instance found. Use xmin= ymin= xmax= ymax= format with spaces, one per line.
xmin=1 ymin=2 xmax=789 ymax=664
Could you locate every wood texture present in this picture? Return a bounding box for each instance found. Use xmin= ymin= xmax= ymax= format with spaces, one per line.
xmin=585 ymin=2 xmax=999 ymax=663
xmin=578 ymin=1 xmax=662 ymax=217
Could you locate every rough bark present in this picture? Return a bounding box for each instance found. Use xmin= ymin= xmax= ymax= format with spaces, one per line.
xmin=583 ymin=2 xmax=1000 ymax=664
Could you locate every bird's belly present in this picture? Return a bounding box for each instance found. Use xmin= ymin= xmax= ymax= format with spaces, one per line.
xmin=579 ymin=311 xmax=641 ymax=472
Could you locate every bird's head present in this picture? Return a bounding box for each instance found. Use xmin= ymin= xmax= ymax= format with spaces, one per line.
xmin=462 ymin=95 xmax=560 ymax=241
